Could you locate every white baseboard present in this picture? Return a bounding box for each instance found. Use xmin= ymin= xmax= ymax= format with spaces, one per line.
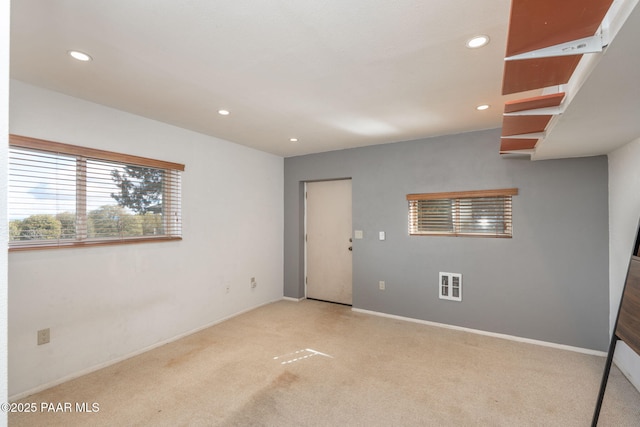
xmin=10 ymin=298 xmax=282 ymax=402
xmin=352 ymin=307 xmax=607 ymax=357
xmin=613 ymin=342 xmax=640 ymax=393
xmin=12 ymin=299 xmax=608 ymax=401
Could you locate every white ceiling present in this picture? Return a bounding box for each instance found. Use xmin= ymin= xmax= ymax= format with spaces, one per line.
xmin=9 ymin=0 xmax=639 ymax=159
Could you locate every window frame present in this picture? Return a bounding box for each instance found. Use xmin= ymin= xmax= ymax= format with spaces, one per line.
xmin=407 ymin=188 xmax=518 ymax=238
xmin=8 ymin=134 xmax=185 ymax=252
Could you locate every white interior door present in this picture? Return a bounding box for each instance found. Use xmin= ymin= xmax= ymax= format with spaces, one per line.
xmin=306 ymin=179 xmax=353 ymax=305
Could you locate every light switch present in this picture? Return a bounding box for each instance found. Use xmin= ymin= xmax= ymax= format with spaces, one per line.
xmin=379 ymin=231 xmax=385 ymax=240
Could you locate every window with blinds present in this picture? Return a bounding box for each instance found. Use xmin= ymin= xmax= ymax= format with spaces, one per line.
xmin=8 ymin=134 xmax=184 ymax=250
xmin=407 ymin=188 xmax=518 ymax=238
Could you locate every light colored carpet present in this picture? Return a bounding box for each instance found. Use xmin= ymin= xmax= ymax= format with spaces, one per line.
xmin=9 ymin=299 xmax=640 ymax=426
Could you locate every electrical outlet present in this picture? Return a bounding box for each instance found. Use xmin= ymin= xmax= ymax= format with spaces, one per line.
xmin=379 ymin=281 xmax=385 ymax=290
xmin=37 ymin=328 xmax=50 ymax=345
xmin=251 ymin=277 xmax=257 ymax=289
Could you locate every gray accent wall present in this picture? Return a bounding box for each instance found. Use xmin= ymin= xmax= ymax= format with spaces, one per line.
xmin=284 ymin=128 xmax=609 ymax=351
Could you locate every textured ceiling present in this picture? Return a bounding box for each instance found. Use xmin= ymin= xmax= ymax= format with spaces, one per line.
xmin=9 ymin=0 xmax=639 ymax=159
xmin=10 ymin=0 xmax=523 ymax=157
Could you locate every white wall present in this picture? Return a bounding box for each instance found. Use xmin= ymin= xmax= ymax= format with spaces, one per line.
xmin=608 ymin=137 xmax=640 ymax=392
xmin=1 ymin=0 xmax=10 ymax=424
xmin=8 ymin=81 xmax=284 ymax=398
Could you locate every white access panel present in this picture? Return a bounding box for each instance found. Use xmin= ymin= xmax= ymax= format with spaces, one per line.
xmin=439 ymin=272 xmax=462 ymax=302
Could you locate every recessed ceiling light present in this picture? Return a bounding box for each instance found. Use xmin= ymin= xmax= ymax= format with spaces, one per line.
xmin=68 ymin=50 xmax=92 ymax=61
xmin=466 ymin=35 xmax=490 ymax=49
xmin=218 ymin=109 xmax=230 ymax=116
xmin=290 ymin=138 xmax=299 ymax=143
xmin=476 ymin=104 xmax=490 ymax=111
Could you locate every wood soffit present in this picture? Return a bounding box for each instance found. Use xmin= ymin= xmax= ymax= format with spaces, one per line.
xmin=504 ymin=93 xmax=565 ymax=113
xmin=500 ymin=138 xmax=538 ymax=152
xmin=499 ymin=0 xmax=614 ymax=155
xmin=506 ymin=0 xmax=614 ymax=57
xmin=501 ymin=115 xmax=552 ymax=137
xmin=502 ymin=56 xmax=581 ymax=95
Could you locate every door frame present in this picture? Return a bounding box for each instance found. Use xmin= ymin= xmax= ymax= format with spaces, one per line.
xmin=304 ymin=178 xmax=353 ymax=301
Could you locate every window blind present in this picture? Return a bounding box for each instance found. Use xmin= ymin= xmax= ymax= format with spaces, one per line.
xmin=8 ymin=134 xmax=184 ymax=250
xmin=407 ymin=188 xmax=518 ymax=238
